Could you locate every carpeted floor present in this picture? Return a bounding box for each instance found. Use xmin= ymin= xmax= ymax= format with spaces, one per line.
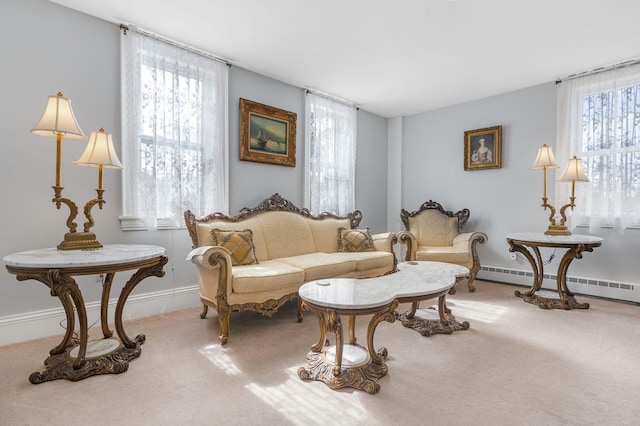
xmin=1 ymin=280 xmax=639 ymax=426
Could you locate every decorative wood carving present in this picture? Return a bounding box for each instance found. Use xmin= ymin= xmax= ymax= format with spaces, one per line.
xmin=400 ymin=199 xmax=470 ymax=233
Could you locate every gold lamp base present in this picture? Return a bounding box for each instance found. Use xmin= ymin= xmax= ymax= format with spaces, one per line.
xmin=544 ymin=224 xmax=571 ymax=236
xmin=58 ymin=232 xmax=103 ymax=251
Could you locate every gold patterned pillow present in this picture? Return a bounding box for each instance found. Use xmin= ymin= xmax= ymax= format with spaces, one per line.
xmin=337 ymin=227 xmax=375 ymax=252
xmin=211 ymin=229 xmax=259 ymax=266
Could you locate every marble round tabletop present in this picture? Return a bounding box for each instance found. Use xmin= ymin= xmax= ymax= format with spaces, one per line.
xmin=506 ymin=232 xmax=603 ymax=245
xmin=3 ymin=244 xmax=166 ymax=268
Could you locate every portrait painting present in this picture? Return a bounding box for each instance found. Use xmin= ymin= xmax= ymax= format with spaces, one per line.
xmin=464 ymin=125 xmax=502 ymax=171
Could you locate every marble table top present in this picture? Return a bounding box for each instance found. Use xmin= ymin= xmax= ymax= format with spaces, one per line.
xmin=298 ymin=261 xmax=458 ymax=310
xmin=398 ymin=260 xmax=470 ymax=278
xmin=3 ymin=244 xmax=166 ymax=268
xmin=506 ymin=232 xmax=603 ymax=245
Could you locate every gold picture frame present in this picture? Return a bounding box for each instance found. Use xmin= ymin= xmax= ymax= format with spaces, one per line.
xmin=239 ymin=98 xmax=297 ymax=167
xmin=464 ymin=125 xmax=502 ymax=171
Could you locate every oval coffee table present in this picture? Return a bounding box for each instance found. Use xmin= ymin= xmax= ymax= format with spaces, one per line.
xmin=297 ymin=263 xmax=457 ymax=394
xmin=396 ymin=261 xmax=471 ymax=336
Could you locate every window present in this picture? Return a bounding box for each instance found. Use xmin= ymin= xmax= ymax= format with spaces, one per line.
xmin=120 ymin=27 xmax=228 ymax=229
xmin=304 ymin=92 xmax=357 ymax=215
xmin=556 ymin=64 xmax=640 ymax=231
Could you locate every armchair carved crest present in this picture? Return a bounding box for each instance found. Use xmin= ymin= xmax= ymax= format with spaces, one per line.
xmin=398 ymin=200 xmax=488 ymax=292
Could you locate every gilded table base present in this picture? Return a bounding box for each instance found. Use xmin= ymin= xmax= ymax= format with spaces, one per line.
xmin=29 ymin=335 xmax=145 ymax=384
xmin=4 ymin=247 xmax=167 ymax=384
xmin=397 ymin=307 xmax=470 ymax=336
xmin=298 ymin=300 xmax=396 ymax=394
xmin=514 ymin=290 xmax=589 ymax=310
xmin=507 ymin=234 xmax=601 ymax=311
xmin=298 ymin=346 xmax=388 ymax=394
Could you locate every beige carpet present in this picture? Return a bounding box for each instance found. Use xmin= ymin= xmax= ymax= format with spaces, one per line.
xmin=1 ymin=280 xmax=639 ymax=426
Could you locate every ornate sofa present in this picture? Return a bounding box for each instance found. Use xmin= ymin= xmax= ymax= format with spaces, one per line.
xmin=185 ymin=194 xmax=397 ymax=345
xmin=398 ymin=200 xmax=488 ymax=292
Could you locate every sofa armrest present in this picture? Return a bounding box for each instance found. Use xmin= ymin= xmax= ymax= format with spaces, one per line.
xmin=453 ymin=231 xmax=488 ymax=277
xmin=452 ymin=231 xmax=488 ymax=249
xmin=396 ymin=230 xmax=417 ymax=261
xmin=187 ymin=245 xmax=234 ymax=304
xmin=371 ymin=232 xmax=397 ymax=253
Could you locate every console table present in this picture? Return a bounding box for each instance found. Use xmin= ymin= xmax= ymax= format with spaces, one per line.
xmin=3 ymin=244 xmax=167 ymax=383
xmin=297 ymin=263 xmax=456 ymax=394
xmin=506 ymin=233 xmax=602 ymax=310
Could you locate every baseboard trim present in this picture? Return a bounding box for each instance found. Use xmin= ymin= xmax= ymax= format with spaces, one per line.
xmin=0 ymin=285 xmax=200 ymax=346
xmin=478 ymin=265 xmax=639 ymax=303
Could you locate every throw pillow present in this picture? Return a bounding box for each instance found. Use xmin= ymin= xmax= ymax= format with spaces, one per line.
xmin=337 ymin=227 xmax=375 ymax=252
xmin=211 ymin=229 xmax=259 ymax=266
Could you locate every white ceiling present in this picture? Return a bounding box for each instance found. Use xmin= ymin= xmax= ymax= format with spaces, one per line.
xmin=50 ymin=0 xmax=640 ymax=118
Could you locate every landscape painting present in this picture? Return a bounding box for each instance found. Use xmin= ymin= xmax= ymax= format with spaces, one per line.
xmin=239 ymin=98 xmax=297 ymax=167
xmin=249 ymin=113 xmax=288 ymax=155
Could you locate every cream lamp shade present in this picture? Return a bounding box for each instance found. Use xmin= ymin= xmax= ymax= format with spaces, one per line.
xmin=31 ymin=92 xmax=86 ymax=139
xmin=531 ymin=144 xmax=559 ymax=169
xmin=75 ymin=128 xmax=123 ymax=169
xmin=559 ymin=156 xmax=589 ymax=182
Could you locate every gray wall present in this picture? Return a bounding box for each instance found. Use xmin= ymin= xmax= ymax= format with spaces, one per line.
xmin=0 ymin=0 xmax=388 ymax=325
xmin=402 ymin=83 xmax=640 ymax=301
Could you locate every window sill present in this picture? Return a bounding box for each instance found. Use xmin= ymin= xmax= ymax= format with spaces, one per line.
xmin=119 ymin=216 xmax=185 ymax=231
xmin=574 ymin=224 xmax=640 ymax=230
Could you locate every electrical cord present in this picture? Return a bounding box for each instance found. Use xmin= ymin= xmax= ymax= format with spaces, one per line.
xmin=542 ymin=249 xmax=557 ymax=265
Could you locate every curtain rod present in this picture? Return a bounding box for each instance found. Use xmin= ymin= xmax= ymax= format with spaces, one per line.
xmin=305 ymin=88 xmax=359 ymax=110
xmin=555 ymin=57 xmax=640 ymax=84
xmin=120 ymin=24 xmax=231 ymax=67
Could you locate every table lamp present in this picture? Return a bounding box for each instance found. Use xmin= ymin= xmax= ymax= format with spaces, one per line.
xmin=31 ymin=92 xmax=122 ymax=250
xmin=74 ymin=128 xmax=124 ymax=249
xmin=532 ymin=144 xmax=588 ymax=236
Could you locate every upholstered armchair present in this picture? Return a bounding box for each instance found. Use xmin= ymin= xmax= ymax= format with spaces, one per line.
xmin=398 ymin=200 xmax=488 ymax=292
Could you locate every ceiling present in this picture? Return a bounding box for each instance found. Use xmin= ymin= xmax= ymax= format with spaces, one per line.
xmin=50 ymin=0 xmax=640 ymax=118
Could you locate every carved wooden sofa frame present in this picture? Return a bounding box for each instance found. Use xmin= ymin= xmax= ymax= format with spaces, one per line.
xmin=185 ymin=193 xmax=397 ymax=344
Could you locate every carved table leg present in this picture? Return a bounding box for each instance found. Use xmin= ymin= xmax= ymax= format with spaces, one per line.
xmin=298 ymin=302 xmax=396 ymax=394
xmin=397 ymin=293 xmax=469 ymax=337
xmin=100 ymin=272 xmax=114 ymax=338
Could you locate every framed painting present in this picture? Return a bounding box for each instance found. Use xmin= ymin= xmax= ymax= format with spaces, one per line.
xmin=239 ymin=98 xmax=297 ymax=167
xmin=464 ymin=125 xmax=502 ymax=171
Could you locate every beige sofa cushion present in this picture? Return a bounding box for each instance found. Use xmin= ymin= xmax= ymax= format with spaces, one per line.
xmin=307 ymin=218 xmax=352 ymax=253
xmin=256 ymin=212 xmax=316 ymax=259
xmin=277 ymin=253 xmax=356 ymax=281
xmin=408 ymin=211 xmax=459 ymax=246
xmin=231 ymin=260 xmax=304 ymax=294
xmin=415 ymin=246 xmax=470 ymax=264
xmin=339 ymin=251 xmax=394 ymax=272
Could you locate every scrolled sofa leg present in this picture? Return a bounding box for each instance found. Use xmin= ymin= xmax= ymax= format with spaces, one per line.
xmin=297 ymin=298 xmax=304 ymax=323
xmin=467 ymin=273 xmax=477 ymax=293
xmin=200 ymin=304 xmax=208 ymax=319
xmin=218 ymin=309 xmax=231 ymax=345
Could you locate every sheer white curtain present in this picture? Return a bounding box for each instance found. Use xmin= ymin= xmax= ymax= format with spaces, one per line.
xmin=556 ymin=64 xmax=640 ymax=232
xmin=305 ymin=92 xmax=357 ymax=215
xmin=121 ymin=27 xmax=228 ymax=229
